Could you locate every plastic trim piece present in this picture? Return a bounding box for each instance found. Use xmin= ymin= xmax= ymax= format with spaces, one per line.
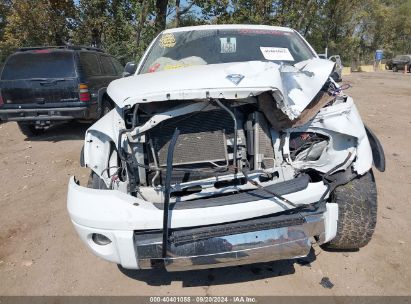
xmin=365 ymin=125 xmax=385 ymax=172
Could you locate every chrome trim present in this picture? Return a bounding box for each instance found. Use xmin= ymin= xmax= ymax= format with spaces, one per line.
xmin=135 ymin=213 xmax=325 ymax=271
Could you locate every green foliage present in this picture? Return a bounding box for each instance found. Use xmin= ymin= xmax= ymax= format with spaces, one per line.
xmin=0 ymin=0 xmax=75 ymax=62
xmin=1 ymin=0 xmax=411 ymax=65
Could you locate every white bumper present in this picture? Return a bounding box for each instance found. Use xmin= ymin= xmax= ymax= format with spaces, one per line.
xmin=67 ymin=177 xmax=338 ymax=270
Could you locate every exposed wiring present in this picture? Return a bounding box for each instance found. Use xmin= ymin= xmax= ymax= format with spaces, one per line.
xmin=99 ymin=166 xmax=123 ymax=189
xmin=318 ymin=152 xmax=353 ymax=203
xmin=118 ymin=101 xmax=230 ymax=174
xmin=100 ymin=166 xmax=120 ymax=179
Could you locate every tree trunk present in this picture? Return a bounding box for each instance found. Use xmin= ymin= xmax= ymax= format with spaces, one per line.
xmin=136 ymin=0 xmax=149 ymax=49
xmin=155 ymin=0 xmax=168 ymax=33
xmin=175 ymin=0 xmax=180 ymax=28
xmin=296 ymin=0 xmax=315 ymax=31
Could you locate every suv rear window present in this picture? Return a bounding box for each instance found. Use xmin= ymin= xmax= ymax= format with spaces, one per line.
xmin=100 ymin=55 xmax=116 ymax=75
xmin=1 ymin=51 xmax=76 ymax=80
xmin=112 ymin=58 xmax=124 ymax=75
xmin=80 ymin=52 xmax=102 ymax=76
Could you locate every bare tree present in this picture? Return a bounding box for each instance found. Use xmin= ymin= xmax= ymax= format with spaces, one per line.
xmin=175 ymin=0 xmax=195 ymax=27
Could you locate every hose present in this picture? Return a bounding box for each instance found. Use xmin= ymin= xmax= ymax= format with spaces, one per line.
xmin=214 ymin=99 xmax=238 ymax=173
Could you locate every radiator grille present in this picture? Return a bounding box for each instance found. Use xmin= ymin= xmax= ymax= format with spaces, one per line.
xmin=148 ymin=109 xmax=234 ymax=166
xmin=153 ymin=130 xmax=227 ymax=166
xmin=256 ymin=112 xmax=275 ymax=168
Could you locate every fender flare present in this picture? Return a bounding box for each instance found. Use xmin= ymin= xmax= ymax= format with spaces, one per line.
xmin=365 ymin=125 xmax=385 ymax=172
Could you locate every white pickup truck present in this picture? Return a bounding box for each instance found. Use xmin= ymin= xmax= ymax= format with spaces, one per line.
xmin=67 ymin=24 xmax=385 ymax=271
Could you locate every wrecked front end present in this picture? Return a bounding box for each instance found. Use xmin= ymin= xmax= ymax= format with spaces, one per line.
xmin=67 ymin=59 xmax=381 ymax=271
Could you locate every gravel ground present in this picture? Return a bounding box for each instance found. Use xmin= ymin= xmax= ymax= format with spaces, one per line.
xmin=0 ymin=71 xmax=410 ymax=296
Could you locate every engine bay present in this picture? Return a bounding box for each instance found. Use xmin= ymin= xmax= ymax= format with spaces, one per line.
xmin=113 ymin=94 xmax=347 ymax=204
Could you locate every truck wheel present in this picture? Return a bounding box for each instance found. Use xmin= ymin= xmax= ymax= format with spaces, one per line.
xmin=87 ymin=171 xmax=108 ymax=190
xmin=392 ymin=65 xmax=398 ymax=72
xmin=100 ymin=99 xmax=113 ymax=118
xmin=17 ymin=122 xmax=44 ymax=137
xmin=323 ymin=170 xmax=377 ymax=250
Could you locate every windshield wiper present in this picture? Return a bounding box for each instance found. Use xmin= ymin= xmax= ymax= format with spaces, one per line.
xmin=39 ymin=78 xmax=67 ymax=86
xmin=28 ymin=78 xmax=48 ymax=81
xmin=29 ymin=78 xmax=66 ymax=82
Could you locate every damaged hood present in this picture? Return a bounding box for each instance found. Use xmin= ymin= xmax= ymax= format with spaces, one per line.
xmin=107 ymin=58 xmax=335 ymax=119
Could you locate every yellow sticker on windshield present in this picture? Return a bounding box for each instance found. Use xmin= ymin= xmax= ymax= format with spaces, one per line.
xmin=164 ymin=63 xmax=191 ymax=70
xmin=160 ymin=33 xmax=176 ymax=48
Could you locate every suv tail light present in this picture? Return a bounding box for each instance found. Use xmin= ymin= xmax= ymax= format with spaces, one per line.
xmin=79 ymin=84 xmax=90 ymax=102
xmin=0 ymin=90 xmax=3 ymax=106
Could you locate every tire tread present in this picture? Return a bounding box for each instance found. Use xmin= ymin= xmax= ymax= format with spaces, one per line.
xmin=325 ymin=170 xmax=377 ymax=250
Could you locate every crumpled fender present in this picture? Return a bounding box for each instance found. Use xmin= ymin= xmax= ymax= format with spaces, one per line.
xmin=83 ymin=108 xmax=123 ymax=180
xmin=310 ymin=97 xmax=373 ymax=175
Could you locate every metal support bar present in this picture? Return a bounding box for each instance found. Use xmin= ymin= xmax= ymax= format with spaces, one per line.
xmin=214 ymin=99 xmax=238 ymax=174
xmin=162 ymin=128 xmax=180 ymax=258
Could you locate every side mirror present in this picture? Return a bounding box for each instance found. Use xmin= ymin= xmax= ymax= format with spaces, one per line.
xmin=123 ymin=61 xmax=137 ymax=77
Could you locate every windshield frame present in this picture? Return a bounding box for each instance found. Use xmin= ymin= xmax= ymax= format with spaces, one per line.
xmin=136 ymin=27 xmax=318 ymax=75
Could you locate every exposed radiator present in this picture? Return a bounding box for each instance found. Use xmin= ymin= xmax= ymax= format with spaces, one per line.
xmin=145 ymin=108 xmax=275 ymax=186
xmin=146 ymin=109 xmax=239 ymax=185
xmin=255 ymin=112 xmax=275 ymax=169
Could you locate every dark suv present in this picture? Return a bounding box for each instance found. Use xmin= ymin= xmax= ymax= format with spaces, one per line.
xmin=0 ymin=46 xmax=123 ymax=136
xmin=390 ymin=55 xmax=411 ymax=72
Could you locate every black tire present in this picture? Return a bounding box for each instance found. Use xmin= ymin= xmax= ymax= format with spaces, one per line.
xmin=323 ymin=170 xmax=377 ymax=250
xmin=392 ymin=65 xmax=398 ymax=72
xmin=80 ymin=145 xmax=85 ymax=167
xmin=17 ymin=122 xmax=44 ymax=137
xmin=87 ymin=171 xmax=108 ymax=190
xmin=100 ymin=98 xmax=113 ymax=118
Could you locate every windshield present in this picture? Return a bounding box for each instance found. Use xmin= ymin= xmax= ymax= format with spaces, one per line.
xmin=139 ymin=28 xmax=315 ymax=74
xmin=1 ymin=51 xmax=76 ymax=80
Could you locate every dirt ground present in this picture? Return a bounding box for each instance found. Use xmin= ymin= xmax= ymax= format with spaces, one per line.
xmin=0 ymin=71 xmax=410 ymax=296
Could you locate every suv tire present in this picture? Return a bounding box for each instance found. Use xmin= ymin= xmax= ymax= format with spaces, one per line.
xmin=17 ymin=122 xmax=44 ymax=137
xmin=323 ymin=170 xmax=377 ymax=250
xmin=100 ymin=98 xmax=113 ymax=118
xmin=392 ymin=65 xmax=398 ymax=72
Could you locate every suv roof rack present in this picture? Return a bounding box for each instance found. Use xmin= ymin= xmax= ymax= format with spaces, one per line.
xmin=18 ymin=45 xmax=105 ymax=53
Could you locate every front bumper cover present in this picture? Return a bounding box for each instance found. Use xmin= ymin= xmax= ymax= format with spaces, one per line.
xmin=67 ymin=177 xmax=338 ymax=270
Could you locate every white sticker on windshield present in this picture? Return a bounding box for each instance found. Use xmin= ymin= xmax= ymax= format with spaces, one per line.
xmin=220 ymin=37 xmax=237 ymax=53
xmin=260 ymin=47 xmax=294 ymax=61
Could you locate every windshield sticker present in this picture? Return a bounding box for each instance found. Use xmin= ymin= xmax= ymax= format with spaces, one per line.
xmin=164 ymin=63 xmax=192 ymax=70
xmin=159 ymin=33 xmax=176 ymax=48
xmin=220 ymin=37 xmax=237 ymax=53
xmin=260 ymin=47 xmax=294 ymax=61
